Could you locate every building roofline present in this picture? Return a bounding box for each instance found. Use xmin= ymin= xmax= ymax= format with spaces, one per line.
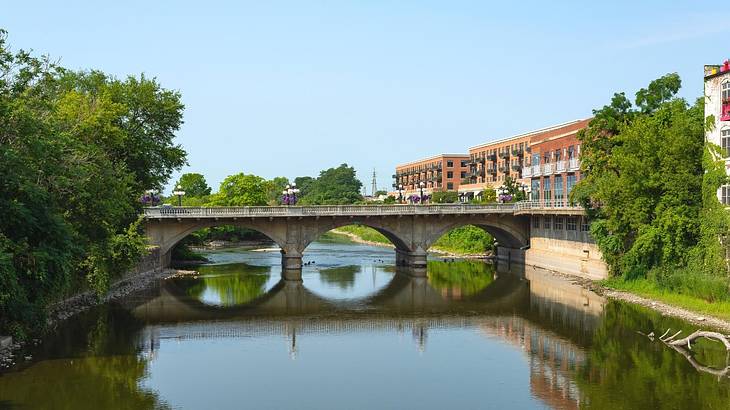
xmin=468 ymin=119 xmax=590 ymax=151
xmin=395 ymin=153 xmax=469 ymax=168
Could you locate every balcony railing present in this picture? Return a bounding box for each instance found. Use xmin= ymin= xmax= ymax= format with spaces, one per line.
xmin=555 ymin=160 xmax=566 ymax=173
xmin=522 ymin=166 xmax=532 ymax=178
xmin=542 ymin=163 xmax=554 ymax=175
xmin=568 ymin=158 xmax=580 ymax=170
xmin=531 ymin=165 xmax=541 ymax=177
xmin=498 ymin=151 xmax=510 ymax=159
xmin=511 ymin=163 xmax=521 ymax=171
xmin=486 ymin=166 xmax=497 ymax=174
xmin=511 ymin=148 xmax=524 ymax=157
xmin=486 ymin=153 xmax=497 ymax=161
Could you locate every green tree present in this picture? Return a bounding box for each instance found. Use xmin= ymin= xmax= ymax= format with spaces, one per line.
xmin=265 ymin=176 xmax=290 ymax=205
xmin=209 ymin=173 xmax=268 ymax=206
xmin=573 ymin=73 xmax=728 ymax=297
xmin=0 ymin=29 xmax=186 ymax=336
xmin=174 ymin=173 xmax=211 ymax=197
xmin=432 ymin=191 xmax=459 ymax=203
xmin=298 ymin=164 xmax=363 ymax=205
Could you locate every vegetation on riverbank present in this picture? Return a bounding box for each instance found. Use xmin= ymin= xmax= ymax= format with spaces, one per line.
xmin=0 ymin=30 xmax=186 ymax=338
xmin=332 ymin=225 xmax=493 ymax=256
xmin=575 ymin=73 xmax=730 ymax=304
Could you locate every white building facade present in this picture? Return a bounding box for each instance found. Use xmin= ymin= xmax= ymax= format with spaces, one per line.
xmin=704 ymin=62 xmax=730 ymax=205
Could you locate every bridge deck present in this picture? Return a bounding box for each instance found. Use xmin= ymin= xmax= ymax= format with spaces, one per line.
xmin=143 ymin=201 xmax=584 ymax=219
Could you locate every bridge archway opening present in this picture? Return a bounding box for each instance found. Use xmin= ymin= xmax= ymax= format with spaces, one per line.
xmin=310 ymin=222 xmax=409 ymax=252
xmin=427 ymin=224 xmax=495 ymax=257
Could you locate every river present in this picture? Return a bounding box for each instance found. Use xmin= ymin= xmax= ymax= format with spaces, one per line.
xmin=1 ymin=238 xmax=729 ymax=409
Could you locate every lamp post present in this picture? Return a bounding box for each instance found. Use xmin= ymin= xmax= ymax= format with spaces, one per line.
xmin=419 ymin=181 xmax=425 ymax=204
xmin=285 ymin=183 xmax=300 ymax=206
xmin=172 ymin=185 xmax=186 ymax=206
xmin=398 ymin=184 xmax=403 ymax=204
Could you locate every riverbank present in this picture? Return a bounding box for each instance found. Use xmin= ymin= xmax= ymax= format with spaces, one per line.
xmin=539 ymin=267 xmax=730 ymax=333
xmin=328 ymin=228 xmax=492 ymax=259
xmin=0 ymin=266 xmax=195 ymax=370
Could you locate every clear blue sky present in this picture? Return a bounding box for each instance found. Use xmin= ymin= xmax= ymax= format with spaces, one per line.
xmin=2 ymin=1 xmax=726 ymax=193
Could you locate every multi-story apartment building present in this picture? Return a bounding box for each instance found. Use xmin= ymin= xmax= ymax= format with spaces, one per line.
xmin=522 ymin=119 xmax=591 ymax=204
xmin=704 ymin=61 xmax=730 ymax=205
xmin=457 ymin=119 xmax=590 ymax=201
xmin=458 ymin=133 xmax=532 ymax=199
xmin=392 ymin=154 xmax=470 ymax=198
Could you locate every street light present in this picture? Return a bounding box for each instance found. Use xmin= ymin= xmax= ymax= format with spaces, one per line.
xmin=419 ymin=181 xmax=425 ymax=204
xmin=398 ymin=184 xmax=403 ymax=204
xmin=284 ymin=183 xmax=300 ymax=206
xmin=172 ymin=185 xmax=186 ymax=206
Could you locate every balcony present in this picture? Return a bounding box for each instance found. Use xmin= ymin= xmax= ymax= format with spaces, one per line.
xmin=486 ymin=152 xmax=497 ymax=161
xmin=531 ymin=165 xmax=541 ymax=177
xmin=568 ymin=158 xmax=580 ymax=171
xmin=486 ymin=166 xmax=497 ymax=174
xmin=498 ymin=151 xmax=510 ymax=159
xmin=498 ymin=164 xmax=510 ymax=173
xmin=555 ymin=160 xmax=566 ymax=173
xmin=511 ymin=148 xmax=524 ymax=157
xmin=522 ymin=166 xmax=533 ymax=178
xmin=542 ymin=163 xmax=554 ymax=175
xmin=511 ymin=163 xmax=521 ymax=171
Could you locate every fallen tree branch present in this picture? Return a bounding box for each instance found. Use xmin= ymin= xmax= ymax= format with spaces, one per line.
xmin=668 ymin=331 xmax=730 ymax=351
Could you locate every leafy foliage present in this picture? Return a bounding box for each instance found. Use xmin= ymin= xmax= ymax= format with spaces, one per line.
xmin=208 ymin=173 xmax=268 ymax=206
xmin=0 ymin=30 xmax=186 ymax=336
xmin=432 ymin=191 xmax=459 ymax=203
xmin=574 ymin=73 xmax=729 ymax=300
xmin=174 ymin=173 xmax=211 ymax=197
xmin=297 ymin=164 xmax=363 ymax=205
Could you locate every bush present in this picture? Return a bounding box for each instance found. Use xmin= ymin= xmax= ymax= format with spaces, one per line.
xmin=432 ymin=191 xmax=458 ymax=203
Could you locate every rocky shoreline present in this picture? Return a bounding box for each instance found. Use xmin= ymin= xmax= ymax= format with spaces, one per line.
xmin=540 ymin=268 xmax=730 ymax=334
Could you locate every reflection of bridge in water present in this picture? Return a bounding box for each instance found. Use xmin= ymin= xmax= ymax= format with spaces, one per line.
xmin=131 ymin=265 xmax=603 ymax=409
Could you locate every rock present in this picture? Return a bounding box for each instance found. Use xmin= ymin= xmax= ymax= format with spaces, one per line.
xmin=24 ymin=355 xmax=32 ymax=361
xmin=0 ymin=336 xmax=12 ymax=350
xmin=697 ymin=317 xmax=706 ymax=321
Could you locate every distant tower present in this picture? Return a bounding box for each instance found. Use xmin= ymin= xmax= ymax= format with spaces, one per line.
xmin=371 ymin=169 xmax=377 ymax=197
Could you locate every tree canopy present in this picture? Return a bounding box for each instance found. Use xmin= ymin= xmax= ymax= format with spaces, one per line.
xmin=573 ymin=73 xmax=729 ymax=299
xmin=209 ymin=173 xmax=269 ymax=206
xmin=297 ymin=164 xmax=363 ymax=205
xmin=175 ymin=173 xmax=211 ymax=197
xmin=0 ymin=30 xmax=186 ymax=336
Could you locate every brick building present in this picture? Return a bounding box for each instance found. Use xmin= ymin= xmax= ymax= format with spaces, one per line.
xmin=521 ymin=119 xmax=591 ymax=204
xmin=704 ymin=61 xmax=730 ymax=205
xmin=392 ymin=154 xmax=470 ymax=199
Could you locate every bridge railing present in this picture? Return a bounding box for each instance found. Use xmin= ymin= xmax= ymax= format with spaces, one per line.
xmin=513 ymin=200 xmax=585 ymax=212
xmin=142 ymin=201 xmax=585 ymax=218
xmin=143 ymin=203 xmax=517 ymax=218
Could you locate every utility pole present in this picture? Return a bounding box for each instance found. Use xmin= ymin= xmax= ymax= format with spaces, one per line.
xmin=371 ymin=168 xmax=377 ymax=197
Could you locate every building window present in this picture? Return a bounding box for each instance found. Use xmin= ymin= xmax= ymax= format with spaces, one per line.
xmin=554 ymin=175 xmax=564 ymax=206
xmin=566 ymin=217 xmax=577 ymax=231
xmin=460 ymin=171 xmax=466 ymax=178
xmin=543 ymin=216 xmax=552 ymax=230
xmin=533 ymin=216 xmax=541 ymax=229
xmin=447 ymin=161 xmax=454 ymax=167
xmin=554 ymin=216 xmax=564 ymax=230
xmin=567 ymin=174 xmax=577 ymax=196
xmin=461 ymin=160 xmax=468 ymax=167
xmin=447 ymin=171 xmax=453 ymax=178
xmin=447 ymin=182 xmax=454 ymax=190
xmin=722 ymin=185 xmax=730 ymax=205
xmin=723 ymin=128 xmax=730 ymax=157
xmin=531 ymin=179 xmax=540 ymax=201
xmin=580 ymin=217 xmax=590 ymax=232
xmin=723 ymin=81 xmax=730 ymax=102
xmin=543 ymin=177 xmax=551 ymax=204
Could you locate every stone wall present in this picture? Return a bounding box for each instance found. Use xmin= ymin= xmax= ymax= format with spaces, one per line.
xmin=525 ymin=218 xmax=608 ymax=280
xmin=123 ymin=246 xmax=165 ymax=279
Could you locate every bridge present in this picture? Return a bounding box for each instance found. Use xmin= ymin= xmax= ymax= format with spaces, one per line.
xmin=143 ymin=201 xmax=599 ymax=280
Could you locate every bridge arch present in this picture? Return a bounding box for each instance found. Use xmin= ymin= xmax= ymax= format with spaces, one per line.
xmin=423 ymin=217 xmax=529 ymax=251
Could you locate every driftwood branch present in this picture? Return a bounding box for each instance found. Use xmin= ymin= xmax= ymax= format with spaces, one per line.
xmin=642 ymin=328 xmax=730 ymax=379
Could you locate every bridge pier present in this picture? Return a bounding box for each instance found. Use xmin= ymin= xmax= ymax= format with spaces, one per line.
xmin=395 ymin=249 xmax=428 ymax=269
xmin=281 ymin=249 xmax=303 ymax=280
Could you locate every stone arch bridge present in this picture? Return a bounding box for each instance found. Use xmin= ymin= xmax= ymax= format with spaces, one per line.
xmin=144 ymin=203 xmax=589 ymax=279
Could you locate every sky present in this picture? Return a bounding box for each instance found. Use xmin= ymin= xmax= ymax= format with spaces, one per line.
xmin=2 ymin=1 xmax=727 ymax=194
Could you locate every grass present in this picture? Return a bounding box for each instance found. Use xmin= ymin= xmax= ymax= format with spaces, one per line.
xmin=332 ymin=224 xmax=492 ymax=255
xmin=602 ymin=277 xmax=730 ymax=320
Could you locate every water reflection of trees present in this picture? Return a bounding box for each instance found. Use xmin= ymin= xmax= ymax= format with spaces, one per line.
xmin=318 ymin=265 xmax=360 ymax=290
xmin=185 ymin=263 xmax=271 ymax=306
xmin=427 ymin=260 xmax=494 ymax=298
xmin=0 ymin=306 xmax=170 ymax=409
xmin=573 ymin=302 xmax=730 ymax=408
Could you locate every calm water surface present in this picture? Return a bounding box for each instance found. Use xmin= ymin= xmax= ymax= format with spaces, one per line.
xmin=1 ymin=240 xmax=730 ymax=409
